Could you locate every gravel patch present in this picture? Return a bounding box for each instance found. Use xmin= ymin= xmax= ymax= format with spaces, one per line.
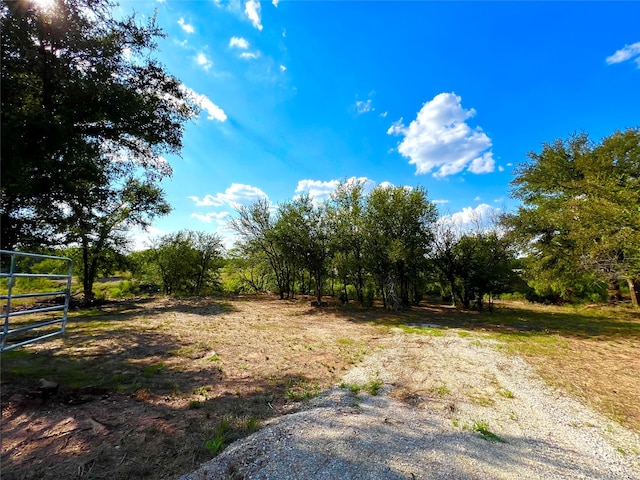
xmin=179 ymin=330 xmax=640 ymax=480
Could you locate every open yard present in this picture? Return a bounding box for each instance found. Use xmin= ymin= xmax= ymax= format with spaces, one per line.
xmin=1 ymin=295 xmax=640 ymax=479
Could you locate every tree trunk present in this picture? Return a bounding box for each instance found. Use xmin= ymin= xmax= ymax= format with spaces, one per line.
xmin=626 ymin=277 xmax=640 ymax=308
xmin=607 ymin=278 xmax=623 ymax=303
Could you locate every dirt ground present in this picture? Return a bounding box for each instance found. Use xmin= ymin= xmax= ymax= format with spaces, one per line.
xmin=1 ymin=295 xmax=639 ymax=479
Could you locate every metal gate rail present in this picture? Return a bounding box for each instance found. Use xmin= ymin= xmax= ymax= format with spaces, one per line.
xmin=1 ymin=250 xmax=73 ymax=352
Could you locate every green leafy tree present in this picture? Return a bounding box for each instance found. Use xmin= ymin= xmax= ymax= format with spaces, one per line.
xmin=363 ymin=185 xmax=437 ymax=309
xmin=431 ymin=220 xmax=515 ymax=310
xmin=230 ymin=199 xmax=291 ymax=299
xmin=149 ymin=230 xmax=223 ymax=295
xmin=1 ymin=0 xmax=197 ymax=252
xmin=326 ymin=179 xmax=368 ymax=304
xmin=508 ymin=129 xmax=640 ymax=306
xmin=276 ymin=194 xmax=330 ymax=304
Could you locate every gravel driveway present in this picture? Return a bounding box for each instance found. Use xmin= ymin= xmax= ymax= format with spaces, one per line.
xmin=180 ymin=329 xmax=640 ymax=480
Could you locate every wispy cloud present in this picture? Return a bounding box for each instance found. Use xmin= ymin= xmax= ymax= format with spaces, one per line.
xmin=178 ymin=18 xmax=194 ymax=34
xmin=188 ymin=183 xmax=268 ymax=208
xmin=387 ymin=92 xmax=494 ymax=177
xmin=432 ymin=199 xmax=449 ymax=205
xmin=272 ymin=0 xmax=279 ymax=7
xmin=355 ymin=99 xmax=373 ymax=114
xmin=240 ymin=52 xmax=260 ymax=60
xmin=279 ymin=64 xmax=287 ymax=72
xmin=245 ymin=0 xmax=263 ymax=31
xmin=606 ymin=42 xmax=640 ymax=68
xmin=180 ymin=85 xmax=227 ymax=122
xmin=229 ymin=36 xmax=249 ymax=49
xmin=190 ymin=211 xmax=230 ymax=223
xmin=195 ymin=52 xmax=212 ymax=71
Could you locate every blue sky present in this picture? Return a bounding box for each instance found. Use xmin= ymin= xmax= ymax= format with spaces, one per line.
xmin=122 ymin=0 xmax=640 ymax=249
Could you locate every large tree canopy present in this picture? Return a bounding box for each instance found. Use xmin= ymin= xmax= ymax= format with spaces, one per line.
xmin=0 ymin=0 xmax=197 ymax=250
xmin=507 ymin=129 xmax=640 ymax=306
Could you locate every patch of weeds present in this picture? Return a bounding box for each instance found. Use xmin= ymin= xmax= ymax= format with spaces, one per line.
xmin=189 ymin=400 xmax=203 ymax=409
xmin=340 ymin=382 xmax=361 ymax=394
xmin=193 ymin=385 xmax=213 ymax=397
xmin=340 ymin=379 xmax=382 ymax=396
xmin=616 ymin=446 xmax=626 ymax=456
xmin=204 ymin=415 xmax=232 ymax=455
xmin=286 ymin=381 xmax=320 ymax=401
xmin=432 ymin=383 xmax=451 ymax=396
xmin=208 ymin=354 xmax=222 ymax=362
xmin=337 ymin=337 xmax=355 ymax=346
xmin=452 ymin=418 xmax=460 ymax=428
xmin=470 ymin=420 xmax=505 ymax=443
xmin=498 ymin=389 xmax=515 ymax=399
xmin=364 ymin=379 xmax=383 ymax=396
xmin=244 ymin=416 xmax=260 ymax=433
xmin=509 ymin=411 xmax=518 ymax=421
xmin=470 ymin=339 xmax=483 ymax=347
xmin=143 ymin=363 xmax=165 ymax=378
xmin=458 ymin=331 xmax=471 ymax=338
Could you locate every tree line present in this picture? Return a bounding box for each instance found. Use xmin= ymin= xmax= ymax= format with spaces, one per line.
xmin=1 ymin=1 xmax=638 ymax=308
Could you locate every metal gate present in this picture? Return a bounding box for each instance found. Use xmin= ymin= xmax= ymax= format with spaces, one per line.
xmin=1 ymin=250 xmax=73 ymax=352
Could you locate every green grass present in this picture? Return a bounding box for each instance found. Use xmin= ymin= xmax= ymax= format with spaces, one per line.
xmin=432 ymin=383 xmax=451 ymax=396
xmin=398 ymin=325 xmax=444 ymax=336
xmin=143 ymin=363 xmax=165 ymax=377
xmin=204 ymin=415 xmax=233 ymax=455
xmin=339 ymin=379 xmax=383 ymax=396
xmin=469 ymin=420 xmax=505 ymax=443
xmin=285 ymin=381 xmax=320 ymax=401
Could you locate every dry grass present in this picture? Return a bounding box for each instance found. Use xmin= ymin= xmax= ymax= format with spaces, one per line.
xmin=1 ymin=295 xmax=639 ymax=479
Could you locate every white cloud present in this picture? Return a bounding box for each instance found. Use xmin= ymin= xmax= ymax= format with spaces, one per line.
xmin=180 ymin=85 xmax=227 ymax=122
xmin=295 ymin=177 xmax=377 ymax=203
xmin=188 ymin=183 xmax=268 ymax=208
xmin=355 ymin=99 xmax=373 ymax=114
xmin=606 ymin=42 xmax=640 ymax=67
xmin=387 ymin=92 xmax=495 ymax=177
xmin=178 ymin=18 xmax=194 ymax=34
xmin=432 ymin=199 xmax=449 ymax=205
xmin=272 ymin=0 xmax=279 ymax=7
xmin=244 ymin=0 xmax=263 ymax=31
xmin=240 ymin=51 xmax=260 ymax=60
xmin=506 ymin=162 xmax=513 ymax=167
xmin=229 ymin=36 xmax=249 ymax=49
xmin=380 ymin=111 xmax=388 ymax=118
xmin=282 ymin=28 xmax=286 ymax=38
xmin=441 ymin=203 xmax=500 ymax=229
xmin=280 ymin=64 xmax=287 ymax=72
xmin=295 ymin=179 xmax=340 ymax=203
xmin=128 ymin=225 xmax=166 ymax=252
xmin=191 ymin=211 xmax=230 ymax=223
xmin=378 ymin=181 xmax=394 ymax=189
xmin=474 ymin=196 xmax=482 ymax=201
xmin=195 ymin=52 xmax=212 ymax=71
xmin=498 ymin=165 xmax=505 ymax=172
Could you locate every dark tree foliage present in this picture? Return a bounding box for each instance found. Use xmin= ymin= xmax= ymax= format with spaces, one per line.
xmin=507 ymin=129 xmax=640 ymax=306
xmin=0 ymin=0 xmax=197 ymax=250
